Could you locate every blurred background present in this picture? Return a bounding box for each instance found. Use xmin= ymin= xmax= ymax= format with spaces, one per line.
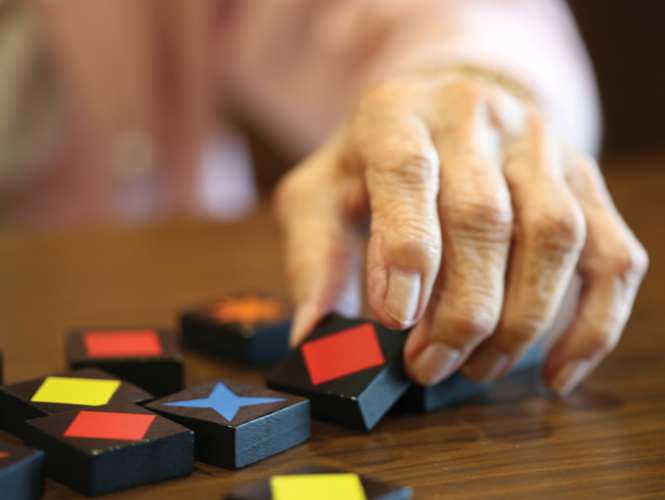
xmin=250 ymin=0 xmax=665 ymax=187
xmin=1 ymin=0 xmax=662 ymax=207
xmin=567 ymin=0 xmax=665 ymax=159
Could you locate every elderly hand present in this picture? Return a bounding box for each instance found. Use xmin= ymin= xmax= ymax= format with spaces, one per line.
xmin=275 ymin=71 xmax=648 ymax=396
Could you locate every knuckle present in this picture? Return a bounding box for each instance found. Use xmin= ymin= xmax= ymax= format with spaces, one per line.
xmin=366 ymin=141 xmax=439 ymax=188
xmin=378 ymin=221 xmax=441 ymax=267
xmin=448 ymin=304 xmax=498 ymax=344
xmin=527 ymin=202 xmax=586 ymax=254
xmin=445 ymin=194 xmax=513 ymax=241
xmin=610 ymin=242 xmax=649 ymax=284
xmin=399 ymin=148 xmax=439 ymax=183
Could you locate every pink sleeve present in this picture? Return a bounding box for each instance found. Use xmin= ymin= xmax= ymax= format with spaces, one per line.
xmin=224 ymin=0 xmax=601 ymax=157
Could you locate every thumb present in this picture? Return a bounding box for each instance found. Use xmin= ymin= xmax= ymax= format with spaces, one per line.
xmin=275 ymin=139 xmax=364 ymax=347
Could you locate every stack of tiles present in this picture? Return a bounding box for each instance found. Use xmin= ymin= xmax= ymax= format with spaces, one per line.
xmin=67 ymin=328 xmax=184 ymax=397
xmin=267 ymin=315 xmax=412 ymax=432
xmin=0 ymin=442 xmax=45 ymax=500
xmin=0 ymin=367 xmax=153 ymax=438
xmin=146 ymin=379 xmax=310 ymax=469
xmin=181 ymin=294 xmax=292 ymax=366
xmin=24 ymin=401 xmax=194 ymax=496
xmin=226 ymin=465 xmax=412 ymax=500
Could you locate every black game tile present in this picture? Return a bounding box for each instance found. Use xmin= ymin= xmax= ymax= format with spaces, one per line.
xmin=181 ymin=293 xmax=292 ymax=366
xmin=67 ymin=327 xmax=184 ymax=397
xmin=267 ymin=315 xmax=411 ymax=432
xmin=0 ymin=442 xmax=45 ymax=500
xmin=226 ymin=464 xmax=412 ymax=500
xmin=0 ymin=367 xmax=153 ymax=439
xmin=146 ymin=378 xmax=309 ymax=469
xmin=23 ymin=401 xmax=193 ymax=496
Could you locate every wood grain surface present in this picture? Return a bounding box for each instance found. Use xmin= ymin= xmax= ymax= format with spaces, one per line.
xmin=0 ymin=155 xmax=664 ymax=499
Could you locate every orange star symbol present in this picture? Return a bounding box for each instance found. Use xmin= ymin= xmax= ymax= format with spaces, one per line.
xmin=208 ymin=295 xmax=288 ymax=326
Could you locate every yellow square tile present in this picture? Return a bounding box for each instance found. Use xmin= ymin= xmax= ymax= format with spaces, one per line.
xmin=31 ymin=377 xmax=121 ymax=406
xmin=271 ymin=474 xmax=367 ymax=500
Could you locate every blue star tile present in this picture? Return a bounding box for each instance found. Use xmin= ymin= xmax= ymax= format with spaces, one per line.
xmin=164 ymin=382 xmax=287 ymax=422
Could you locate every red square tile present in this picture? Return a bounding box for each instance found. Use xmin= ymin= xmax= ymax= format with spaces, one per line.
xmin=83 ymin=330 xmax=163 ymax=358
xmin=301 ymin=323 xmax=386 ymax=385
xmin=63 ymin=411 xmax=156 ymax=441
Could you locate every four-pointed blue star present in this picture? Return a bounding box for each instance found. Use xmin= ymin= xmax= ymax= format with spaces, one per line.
xmin=164 ymin=382 xmax=286 ymax=422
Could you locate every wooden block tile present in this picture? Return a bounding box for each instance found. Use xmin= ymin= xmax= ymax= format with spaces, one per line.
xmin=23 ymin=401 xmax=193 ymax=496
xmin=267 ymin=315 xmax=411 ymax=432
xmin=67 ymin=328 xmax=184 ymax=397
xmin=181 ymin=294 xmax=292 ymax=366
xmin=0 ymin=367 xmax=153 ymax=439
xmin=226 ymin=465 xmax=412 ymax=500
xmin=146 ymin=378 xmax=309 ymax=469
xmin=0 ymin=442 xmax=45 ymax=500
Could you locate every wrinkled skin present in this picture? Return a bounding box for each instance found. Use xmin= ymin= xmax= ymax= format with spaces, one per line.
xmin=275 ymin=73 xmax=648 ymax=396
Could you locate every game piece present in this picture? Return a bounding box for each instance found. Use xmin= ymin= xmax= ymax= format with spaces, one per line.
xmin=0 ymin=442 xmax=45 ymax=500
xmin=225 ymin=465 xmax=413 ymax=500
xmin=67 ymin=328 xmax=184 ymax=397
xmin=0 ymin=367 xmax=153 ymax=439
xmin=23 ymin=400 xmax=194 ymax=496
xmin=392 ymin=339 xmax=546 ymax=413
xmin=267 ymin=315 xmax=411 ymax=432
xmin=146 ymin=378 xmax=309 ymax=469
xmin=180 ymin=293 xmax=292 ymax=366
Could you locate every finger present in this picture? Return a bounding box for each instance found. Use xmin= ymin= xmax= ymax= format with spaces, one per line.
xmin=543 ymin=150 xmax=648 ymax=396
xmin=403 ymin=87 xmax=513 ymax=386
xmin=275 ymin=134 xmax=365 ymax=347
xmin=462 ymin=115 xmax=586 ymax=383
xmin=354 ymin=86 xmax=443 ymax=330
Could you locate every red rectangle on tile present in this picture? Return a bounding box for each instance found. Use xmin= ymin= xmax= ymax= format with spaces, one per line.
xmin=301 ymin=323 xmax=385 ymax=385
xmin=83 ymin=330 xmax=163 ymax=358
xmin=64 ymin=411 xmax=156 ymax=441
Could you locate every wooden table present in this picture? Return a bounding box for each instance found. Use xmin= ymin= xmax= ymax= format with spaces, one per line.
xmin=0 ymin=155 xmax=664 ymax=499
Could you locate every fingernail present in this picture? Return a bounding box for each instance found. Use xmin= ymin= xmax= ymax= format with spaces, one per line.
xmin=411 ymin=343 xmax=460 ymax=385
xmin=461 ymin=348 xmax=509 ymax=383
xmin=384 ymin=269 xmax=420 ymax=325
xmin=551 ymin=359 xmax=590 ymax=397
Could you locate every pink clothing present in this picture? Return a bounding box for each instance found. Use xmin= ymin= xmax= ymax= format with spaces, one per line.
xmin=13 ymin=0 xmax=599 ymax=223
